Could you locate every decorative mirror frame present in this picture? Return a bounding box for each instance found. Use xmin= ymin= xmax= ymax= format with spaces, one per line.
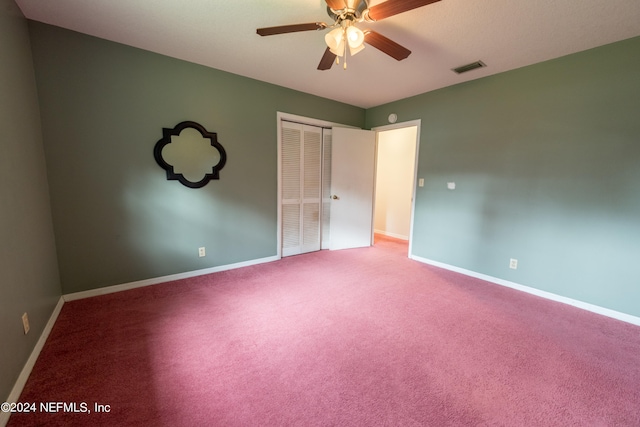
xmin=154 ymin=121 xmax=227 ymax=189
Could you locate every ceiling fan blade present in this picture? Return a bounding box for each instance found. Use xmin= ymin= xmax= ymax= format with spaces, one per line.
xmin=257 ymin=22 xmax=327 ymax=36
xmin=367 ymin=0 xmax=441 ymax=21
xmin=325 ymin=0 xmax=346 ymax=10
xmin=364 ymin=30 xmax=411 ymax=61
xmin=318 ymin=47 xmax=337 ymax=70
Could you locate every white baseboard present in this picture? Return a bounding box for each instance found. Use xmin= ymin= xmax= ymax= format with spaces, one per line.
xmin=374 ymin=229 xmax=409 ymax=240
xmin=411 ymin=255 xmax=640 ymax=327
xmin=1 ymin=296 xmax=65 ymax=427
xmin=64 ymin=255 xmax=280 ymax=302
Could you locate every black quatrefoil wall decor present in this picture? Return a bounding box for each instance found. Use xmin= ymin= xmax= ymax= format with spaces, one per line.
xmin=154 ymin=121 xmax=227 ymax=189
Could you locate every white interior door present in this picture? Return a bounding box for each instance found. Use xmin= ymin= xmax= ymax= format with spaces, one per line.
xmin=329 ymin=127 xmax=376 ymax=250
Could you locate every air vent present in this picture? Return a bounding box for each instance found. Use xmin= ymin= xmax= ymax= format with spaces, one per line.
xmin=452 ymin=61 xmax=486 ymax=74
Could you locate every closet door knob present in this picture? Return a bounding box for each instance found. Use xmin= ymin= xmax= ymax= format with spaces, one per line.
xmin=332 ymin=195 xmax=339 ymax=200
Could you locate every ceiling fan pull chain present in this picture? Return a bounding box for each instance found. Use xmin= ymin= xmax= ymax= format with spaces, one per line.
xmin=343 ymin=28 xmax=348 ymax=70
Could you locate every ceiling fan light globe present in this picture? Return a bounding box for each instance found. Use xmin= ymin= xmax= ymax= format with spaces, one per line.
xmin=325 ymin=28 xmax=345 ymax=57
xmin=349 ymin=43 xmax=365 ymax=56
xmin=346 ymin=26 xmax=365 ymax=48
xmin=330 ymin=46 xmax=345 ymax=56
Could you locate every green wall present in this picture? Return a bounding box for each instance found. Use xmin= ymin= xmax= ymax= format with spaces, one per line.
xmin=28 ymin=22 xmax=365 ymax=294
xmin=367 ymin=36 xmax=640 ymax=317
xmin=0 ymin=0 xmax=61 ymax=401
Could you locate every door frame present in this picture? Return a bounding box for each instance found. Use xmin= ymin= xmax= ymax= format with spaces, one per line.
xmin=372 ymin=119 xmax=422 ymax=257
xmin=276 ymin=112 xmax=352 ymax=259
xmin=277 ymin=113 xmax=421 ymax=258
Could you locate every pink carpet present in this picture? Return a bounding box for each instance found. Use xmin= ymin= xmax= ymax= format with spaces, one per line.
xmin=8 ymin=235 xmax=640 ymax=426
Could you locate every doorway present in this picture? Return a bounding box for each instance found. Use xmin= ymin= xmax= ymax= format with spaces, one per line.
xmin=372 ymin=121 xmax=421 ymax=256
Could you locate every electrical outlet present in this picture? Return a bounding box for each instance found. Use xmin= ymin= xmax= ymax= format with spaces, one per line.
xmin=22 ymin=312 xmax=30 ymax=335
xmin=509 ymin=258 xmax=518 ymax=270
xmin=198 ymin=247 xmax=206 ymax=257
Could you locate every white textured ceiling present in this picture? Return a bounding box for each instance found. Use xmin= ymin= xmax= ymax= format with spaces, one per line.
xmin=15 ymin=0 xmax=640 ymax=108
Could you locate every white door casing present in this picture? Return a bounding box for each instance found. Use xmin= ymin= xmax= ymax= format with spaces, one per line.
xmin=372 ymin=119 xmax=422 ymax=257
xmin=321 ymin=129 xmax=332 ymax=250
xmin=374 ymin=126 xmax=418 ymax=240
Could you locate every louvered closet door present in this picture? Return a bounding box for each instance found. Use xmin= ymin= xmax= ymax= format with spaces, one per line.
xmin=281 ymin=122 xmax=322 ymax=256
xmin=281 ymin=123 xmax=301 ymax=256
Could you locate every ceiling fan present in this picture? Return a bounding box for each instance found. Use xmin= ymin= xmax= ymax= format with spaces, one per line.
xmin=257 ymin=0 xmax=441 ymax=70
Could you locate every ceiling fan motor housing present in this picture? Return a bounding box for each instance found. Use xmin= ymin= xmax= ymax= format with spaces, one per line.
xmin=327 ymin=0 xmax=369 ymax=22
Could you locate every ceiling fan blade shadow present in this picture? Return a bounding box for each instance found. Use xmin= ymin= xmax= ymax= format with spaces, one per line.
xmin=257 ymin=22 xmax=327 ymax=36
xmin=364 ymin=30 xmax=411 ymax=61
xmin=318 ymin=47 xmax=337 ymax=70
xmin=367 ymin=0 xmax=441 ymax=21
xmin=325 ymin=0 xmax=346 ymax=10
